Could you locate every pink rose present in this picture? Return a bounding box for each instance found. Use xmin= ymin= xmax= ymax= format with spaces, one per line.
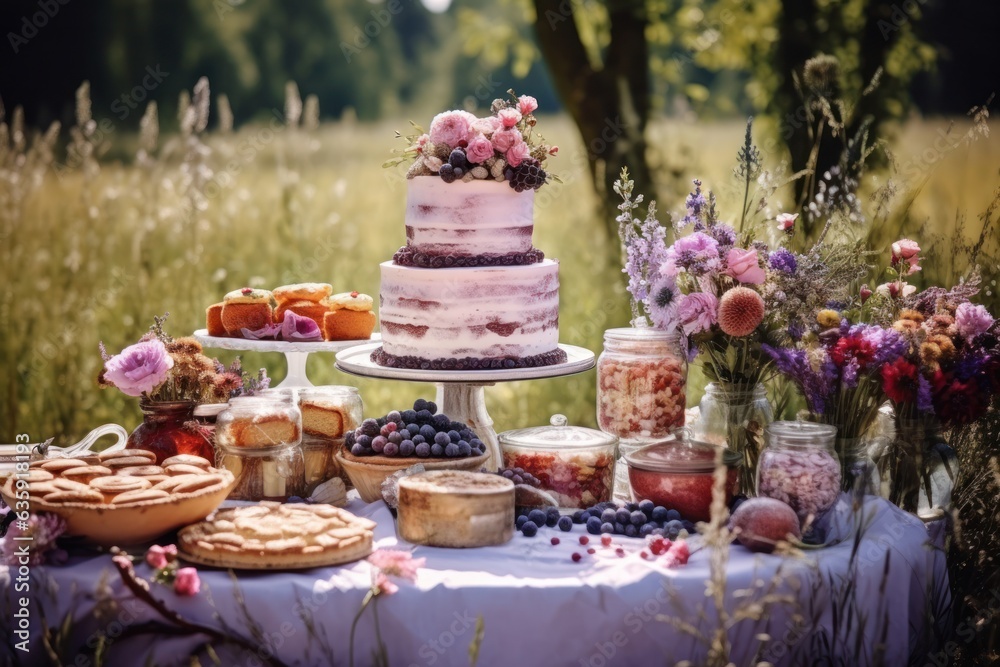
xmin=776 ymin=213 xmax=797 ymax=232
xmin=174 ymin=567 xmax=201 ymax=596
xmin=891 ymin=239 xmax=921 ymax=275
xmin=465 ymin=133 xmax=495 ymax=164
xmin=103 ymin=340 xmax=174 ymax=397
xmin=146 ymin=544 xmax=170 ymax=569
xmin=517 ymin=95 xmax=538 ymax=115
xmin=677 ymin=292 xmax=719 ymax=336
xmin=724 ymin=248 xmax=766 ymax=284
xmin=505 ymin=138 xmax=531 ymax=167
xmin=491 ymin=128 xmax=519 ymax=153
xmin=498 ymin=108 xmax=522 ymax=128
xmin=428 ymin=110 xmax=476 ymax=149
xmin=471 ymin=116 xmax=501 ymax=136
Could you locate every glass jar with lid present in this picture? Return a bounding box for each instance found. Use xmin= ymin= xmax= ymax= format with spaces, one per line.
xmin=498 ymin=415 xmax=618 ymax=509
xmin=623 ymin=435 xmax=741 ymax=522
xmin=217 ymin=441 xmax=306 ymax=502
xmin=597 ymin=327 xmax=687 ymax=442
xmin=757 ymin=421 xmax=842 ymax=523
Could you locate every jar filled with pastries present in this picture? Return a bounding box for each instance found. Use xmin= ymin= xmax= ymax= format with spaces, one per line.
xmin=215 ymin=395 xmax=305 ymax=501
xmin=296 ymin=386 xmax=362 ymax=492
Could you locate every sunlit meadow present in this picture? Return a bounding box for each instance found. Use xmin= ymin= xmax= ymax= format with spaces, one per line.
xmin=2 ymin=86 xmax=997 ymax=449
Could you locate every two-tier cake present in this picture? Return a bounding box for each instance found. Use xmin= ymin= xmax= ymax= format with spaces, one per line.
xmin=371 ymin=95 xmax=566 ymax=370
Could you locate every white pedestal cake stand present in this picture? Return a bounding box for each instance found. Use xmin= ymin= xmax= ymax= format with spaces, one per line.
xmin=334 ymin=342 xmax=596 ymax=470
xmin=193 ymin=329 xmax=381 ymax=388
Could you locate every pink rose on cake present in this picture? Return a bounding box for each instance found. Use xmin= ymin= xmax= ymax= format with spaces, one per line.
xmin=518 ymin=95 xmax=538 ymax=115
xmin=506 ymin=138 xmax=531 ymax=167
xmin=466 ymin=134 xmax=495 ymax=164
xmin=491 ymin=128 xmax=519 ymax=153
xmin=498 ymin=108 xmax=522 ymax=128
xmin=429 ymin=110 xmax=477 ymax=148
xmin=471 ymin=116 xmax=502 ymax=136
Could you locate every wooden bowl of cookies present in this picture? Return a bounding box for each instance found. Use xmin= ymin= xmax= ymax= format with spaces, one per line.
xmin=0 ymin=451 xmax=235 ymax=547
xmin=335 ymin=446 xmax=490 ymax=503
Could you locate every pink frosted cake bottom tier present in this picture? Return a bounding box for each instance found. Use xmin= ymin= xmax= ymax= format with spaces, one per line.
xmin=376 ymin=260 xmax=563 ymax=367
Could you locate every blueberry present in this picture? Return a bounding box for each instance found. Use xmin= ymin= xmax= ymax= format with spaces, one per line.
xmin=420 ymin=425 xmax=438 ymax=442
xmin=469 ymin=438 xmax=483 ymax=449
xmin=624 ymin=524 xmax=638 ymax=538
xmin=600 ymin=522 xmax=615 ymax=534
xmin=434 ymin=432 xmax=451 ymax=447
xmin=638 ymin=500 xmax=655 ymax=516
xmin=681 ymin=520 xmax=696 ymax=533
xmin=432 ymin=414 xmax=450 ymax=430
xmin=665 ymin=520 xmax=683 ymax=540
xmin=387 ymin=431 xmax=404 ymax=446
xmin=586 ymin=517 xmax=604 ymax=534
xmin=361 ymin=419 xmax=379 ymax=437
xmin=444 ymin=443 xmax=459 ymax=457
xmin=572 ymin=510 xmax=587 ymax=524
xmin=558 ymin=516 xmax=573 ymax=532
xmin=426 ymin=401 xmax=438 ymax=415
xmin=376 ymin=417 xmax=387 ymax=428
xmin=415 ymin=442 xmax=431 ymax=457
xmin=651 ymin=506 xmax=669 ymax=523
xmin=416 ymin=409 xmax=433 ymax=423
xmin=344 ymin=431 xmax=355 ymax=447
xmin=383 ymin=442 xmax=399 ymax=457
xmin=431 ymin=443 xmax=444 ymax=457
xmin=448 ymin=148 xmax=468 ymax=169
xmin=448 ymin=430 xmax=462 ymax=443
xmin=666 ymin=509 xmax=682 ymax=522
xmin=450 ymin=421 xmax=465 ymax=433
xmin=460 ymin=429 xmax=475 ymax=440
xmin=399 ymin=440 xmax=415 ymax=457
xmin=513 ymin=468 xmax=524 ymax=476
xmin=630 ymin=510 xmax=647 ymax=526
xmin=600 ymin=509 xmax=618 ymax=524
xmin=546 ymin=507 xmax=561 ymax=526
xmin=516 ymin=515 xmax=529 ymax=530
xmin=639 ymin=523 xmax=657 ymax=537
xmin=386 ymin=410 xmax=402 ymax=424
xmin=614 ymin=522 xmax=627 ymax=535
xmin=401 ymin=410 xmax=418 ymax=423
xmin=371 ymin=436 xmax=387 ymax=453
xmin=355 ymin=434 xmax=372 ymax=449
xmin=412 ymin=434 xmax=426 ymax=445
xmin=521 ymin=521 xmax=538 ymax=537
xmin=286 ymin=496 xmax=305 ymax=504
xmin=457 ymin=442 xmax=471 ymax=456
xmin=406 ymin=423 xmax=421 ymax=437
xmin=502 ymin=469 xmax=514 ymax=479
xmin=528 ymin=509 xmax=547 ymax=526
xmin=511 ymin=475 xmax=523 ymax=484
xmin=625 ymin=502 xmax=639 ymax=512
xmin=413 ymin=398 xmax=429 ymax=412
xmin=615 ymin=509 xmax=631 ymax=525
xmin=351 ymin=443 xmax=365 ymax=456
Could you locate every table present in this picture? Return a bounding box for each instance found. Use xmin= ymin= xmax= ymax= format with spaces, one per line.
xmin=1 ymin=495 xmax=948 ymax=667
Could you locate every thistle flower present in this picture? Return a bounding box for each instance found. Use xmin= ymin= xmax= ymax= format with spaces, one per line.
xmin=718 ymin=287 xmax=765 ymax=337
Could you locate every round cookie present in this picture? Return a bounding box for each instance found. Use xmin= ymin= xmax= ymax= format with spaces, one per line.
xmin=166 ymin=464 xmax=212 ymax=477
xmin=51 ymin=478 xmax=95 ymax=493
xmin=172 ymin=474 xmax=225 ymax=494
xmin=104 ymin=456 xmax=158 ymax=470
xmin=111 ymin=489 xmax=170 ymax=505
xmin=40 ymin=458 xmax=97 ymax=473
xmin=60 ymin=466 xmax=113 ymax=485
xmin=90 ymin=476 xmax=152 ymax=503
xmin=24 ymin=469 xmax=55 ymax=483
xmin=43 ymin=488 xmax=104 ymax=505
xmin=162 ymin=455 xmax=212 ymax=470
xmin=99 ymin=449 xmax=157 ymax=464
xmin=114 ymin=465 xmax=165 ymax=477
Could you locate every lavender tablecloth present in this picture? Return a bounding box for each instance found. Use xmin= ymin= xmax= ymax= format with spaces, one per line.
xmin=1 ymin=494 xmax=948 ymax=667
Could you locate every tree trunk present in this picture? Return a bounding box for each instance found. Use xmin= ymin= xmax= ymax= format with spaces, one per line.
xmin=532 ymin=0 xmax=654 ymax=238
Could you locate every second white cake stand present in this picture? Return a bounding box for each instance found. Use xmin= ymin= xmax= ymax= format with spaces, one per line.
xmin=335 ymin=342 xmax=596 ymax=470
xmin=194 ymin=329 xmax=381 ymax=388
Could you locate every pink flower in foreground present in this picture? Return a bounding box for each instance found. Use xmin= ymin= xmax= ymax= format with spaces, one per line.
xmin=428 ymin=110 xmax=476 ymax=149
xmin=517 ymin=95 xmax=538 ymax=116
xmin=491 ymin=128 xmax=519 ymax=153
xmin=497 ymin=108 xmax=522 ymax=128
xmin=471 ymin=116 xmax=501 ymax=136
xmin=677 ymin=292 xmax=719 ymax=336
xmin=877 ymin=282 xmax=917 ymax=299
xmin=465 ymin=133 xmax=495 ymax=164
xmin=174 ymin=567 xmax=201 ymax=596
xmin=281 ymin=311 xmax=323 ymax=341
xmin=368 ymin=549 xmax=425 ymax=596
xmin=891 ymin=239 xmax=921 ymax=275
xmin=103 ymin=340 xmax=174 ymax=397
xmin=506 ymin=138 xmax=531 ymax=167
xmin=776 ymin=213 xmax=797 ymax=232
xmin=724 ymin=248 xmax=766 ymax=284
xmin=146 ymin=545 xmax=170 ymax=569
xmin=860 ymin=284 xmax=873 ymax=304
xmin=415 ymin=133 xmax=429 ymax=152
xmin=955 ymin=302 xmax=994 ymax=341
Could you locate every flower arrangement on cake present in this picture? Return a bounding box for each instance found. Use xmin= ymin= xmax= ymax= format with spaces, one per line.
xmin=386 ymin=90 xmax=557 ymax=191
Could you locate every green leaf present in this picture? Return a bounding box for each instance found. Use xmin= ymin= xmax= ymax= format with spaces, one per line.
xmin=725 ymin=344 xmax=739 ymax=371
xmin=468 ymin=615 xmax=486 ymax=667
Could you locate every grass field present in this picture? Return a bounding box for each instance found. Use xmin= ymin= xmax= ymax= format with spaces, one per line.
xmin=2 ymin=110 xmax=998 ymax=446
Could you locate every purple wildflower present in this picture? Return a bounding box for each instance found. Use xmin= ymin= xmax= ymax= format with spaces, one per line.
xmin=787 ymin=320 xmax=805 ymax=342
xmin=678 ymin=179 xmax=706 ymax=230
xmin=917 ymin=374 xmax=934 ymax=413
xmin=708 ymin=223 xmax=737 ymax=248
xmin=1 ymin=509 xmax=67 ymax=566
xmin=647 ymin=273 xmax=681 ymax=331
xmin=669 ymin=232 xmax=721 ymax=276
xmin=955 ymin=302 xmax=994 ymax=341
xmin=768 ymin=249 xmax=798 ymax=274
